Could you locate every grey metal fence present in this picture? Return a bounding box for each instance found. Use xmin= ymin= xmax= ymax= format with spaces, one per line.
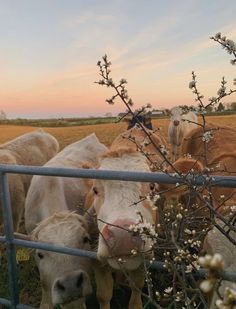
xmin=0 ymin=164 xmax=236 ymax=309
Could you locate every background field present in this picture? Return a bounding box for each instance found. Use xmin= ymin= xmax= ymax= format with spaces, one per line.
xmin=0 ymin=115 xmax=236 ymax=150
xmin=0 ymin=114 xmax=236 ymax=308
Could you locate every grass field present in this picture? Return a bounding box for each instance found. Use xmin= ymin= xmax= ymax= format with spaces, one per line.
xmin=0 ymin=114 xmax=236 ymax=308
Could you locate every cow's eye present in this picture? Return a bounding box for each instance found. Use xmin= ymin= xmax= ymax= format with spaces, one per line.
xmin=93 ymin=187 xmax=98 ymax=195
xmin=83 ymin=236 xmax=91 ymax=244
xmin=37 ymin=252 xmax=44 ymax=259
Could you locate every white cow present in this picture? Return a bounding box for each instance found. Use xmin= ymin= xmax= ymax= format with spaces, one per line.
xmin=0 ymin=129 xmax=59 ymax=231
xmin=167 ymin=107 xmax=198 ymax=161
xmin=24 ymin=133 xmax=108 ymax=309
xmin=89 ymin=128 xmax=157 ymax=309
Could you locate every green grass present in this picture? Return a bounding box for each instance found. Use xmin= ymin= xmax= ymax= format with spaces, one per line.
xmin=0 ymin=117 xmax=118 ymax=127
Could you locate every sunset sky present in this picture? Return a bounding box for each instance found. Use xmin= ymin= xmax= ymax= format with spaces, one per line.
xmin=0 ymin=0 xmax=236 ymax=119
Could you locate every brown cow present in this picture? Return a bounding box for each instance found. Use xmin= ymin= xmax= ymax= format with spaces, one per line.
xmin=111 ymin=126 xmax=168 ymax=171
xmin=181 ymin=124 xmax=236 ymax=307
xmin=159 ymin=124 xmax=236 ymax=307
xmin=0 ymin=129 xmax=59 ymax=231
xmin=181 ymin=124 xmax=236 ymax=210
xmin=181 ymin=123 xmax=236 ymax=165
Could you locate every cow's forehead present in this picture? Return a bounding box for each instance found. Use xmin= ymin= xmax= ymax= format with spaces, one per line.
xmin=37 ymin=222 xmax=86 ymax=246
xmin=32 ymin=213 xmax=87 ymax=243
xmin=171 ymin=107 xmax=182 ymax=116
xmin=99 ymin=152 xmax=149 ymax=172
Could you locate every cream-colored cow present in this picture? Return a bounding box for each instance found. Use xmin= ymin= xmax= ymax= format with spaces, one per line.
xmin=0 ymin=129 xmax=59 ymax=231
xmin=89 ymin=127 xmax=159 ymax=309
xmin=25 ymin=133 xmax=107 ymax=309
xmin=167 ymin=107 xmax=198 ymax=161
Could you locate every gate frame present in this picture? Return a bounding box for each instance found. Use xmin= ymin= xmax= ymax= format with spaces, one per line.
xmin=0 ymin=164 xmax=236 ymax=309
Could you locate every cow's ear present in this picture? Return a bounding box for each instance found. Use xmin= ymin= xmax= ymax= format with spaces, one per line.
xmin=82 ymin=162 xmax=94 ymax=191
xmin=172 ymin=158 xmax=204 ymax=174
xmin=194 ymin=160 xmax=204 ymax=172
xmin=76 ymin=214 xmax=89 ymax=231
xmin=84 ymin=206 xmax=98 ymax=237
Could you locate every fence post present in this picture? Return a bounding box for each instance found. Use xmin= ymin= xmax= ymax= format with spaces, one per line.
xmin=0 ymin=172 xmax=19 ymax=308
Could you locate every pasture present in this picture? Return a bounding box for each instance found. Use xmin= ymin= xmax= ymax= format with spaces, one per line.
xmin=0 ymin=115 xmax=236 ymax=150
xmin=0 ymin=114 xmax=236 ymax=308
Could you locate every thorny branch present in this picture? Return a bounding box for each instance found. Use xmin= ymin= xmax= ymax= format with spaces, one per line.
xmin=95 ymin=32 xmax=236 ymax=308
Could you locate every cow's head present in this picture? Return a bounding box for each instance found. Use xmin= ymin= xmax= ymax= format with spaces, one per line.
xmin=91 ymin=148 xmax=156 ymax=270
xmin=31 ymin=212 xmax=92 ymax=307
xmin=167 ymin=107 xmax=184 ymax=127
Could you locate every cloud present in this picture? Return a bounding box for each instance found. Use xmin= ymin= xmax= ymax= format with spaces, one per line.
xmin=65 ymin=12 xmax=116 ymax=27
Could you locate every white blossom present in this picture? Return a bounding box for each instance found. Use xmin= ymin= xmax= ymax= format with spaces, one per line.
xmin=230 ymin=205 xmax=236 ymax=212
xmin=164 ymin=287 xmax=173 ymax=294
xmin=200 ymin=279 xmax=214 ymax=293
xmin=176 ymin=213 xmax=183 ymax=220
xmin=202 ymin=131 xmax=213 ymax=143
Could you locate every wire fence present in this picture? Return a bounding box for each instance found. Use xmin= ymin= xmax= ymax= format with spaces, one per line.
xmin=0 ymin=164 xmax=236 ymax=309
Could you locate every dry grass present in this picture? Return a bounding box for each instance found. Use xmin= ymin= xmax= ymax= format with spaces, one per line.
xmin=0 ymin=115 xmax=235 ymax=150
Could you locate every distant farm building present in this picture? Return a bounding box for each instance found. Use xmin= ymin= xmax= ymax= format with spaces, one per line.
xmin=151 ymin=109 xmax=164 ymax=117
xmin=117 ymin=110 xmax=164 ymax=119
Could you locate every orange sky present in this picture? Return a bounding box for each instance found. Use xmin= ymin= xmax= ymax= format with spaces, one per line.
xmin=0 ymin=1 xmax=236 ymax=118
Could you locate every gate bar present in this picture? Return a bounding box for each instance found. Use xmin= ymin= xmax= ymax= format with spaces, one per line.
xmin=1 ymin=236 xmax=236 ymax=282
xmin=0 ymin=164 xmax=236 ymax=187
xmin=0 ymin=172 xmax=19 ymax=308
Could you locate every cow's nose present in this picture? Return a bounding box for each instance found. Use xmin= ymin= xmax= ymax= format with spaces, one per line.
xmin=173 ymin=120 xmax=180 ymax=126
xmin=54 ymin=271 xmax=84 ymax=294
xmin=52 ymin=270 xmax=92 ymax=305
xmin=101 ymin=219 xmax=134 ymax=241
xmin=101 ymin=220 xmax=144 ymax=256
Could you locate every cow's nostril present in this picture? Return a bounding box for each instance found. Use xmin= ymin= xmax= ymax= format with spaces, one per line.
xmin=76 ymin=273 xmax=84 ymax=288
xmin=56 ymin=280 xmax=66 ymax=291
xmin=174 ymin=120 xmax=180 ymax=126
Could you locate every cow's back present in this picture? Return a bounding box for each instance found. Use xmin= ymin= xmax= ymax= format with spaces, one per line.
xmin=182 ymin=111 xmax=198 ymax=135
xmin=1 ymin=129 xmax=59 ymax=166
xmin=25 ymin=133 xmax=107 ymax=233
xmin=0 ymin=130 xmax=59 ymax=231
xmin=111 ymin=126 xmax=167 ymax=170
xmin=181 ymin=124 xmax=236 ymax=164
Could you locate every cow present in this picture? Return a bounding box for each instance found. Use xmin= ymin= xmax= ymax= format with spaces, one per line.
xmin=181 ymin=124 xmax=236 ymax=209
xmin=166 ymin=107 xmax=198 ymax=161
xmin=159 ymin=124 xmax=236 ymax=307
xmin=0 ymin=129 xmax=59 ymax=232
xmin=24 ymin=133 xmax=108 ymax=309
xmin=152 ymin=156 xmax=235 ymax=307
xmin=181 ymin=124 xmax=236 ymax=307
xmin=89 ymin=127 xmax=160 ymax=309
xmin=111 ymin=125 xmax=168 ymax=171
xmin=181 ymin=123 xmax=236 ymax=165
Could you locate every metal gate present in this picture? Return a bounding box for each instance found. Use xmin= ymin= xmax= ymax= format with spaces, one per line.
xmin=0 ymin=164 xmax=236 ymax=309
